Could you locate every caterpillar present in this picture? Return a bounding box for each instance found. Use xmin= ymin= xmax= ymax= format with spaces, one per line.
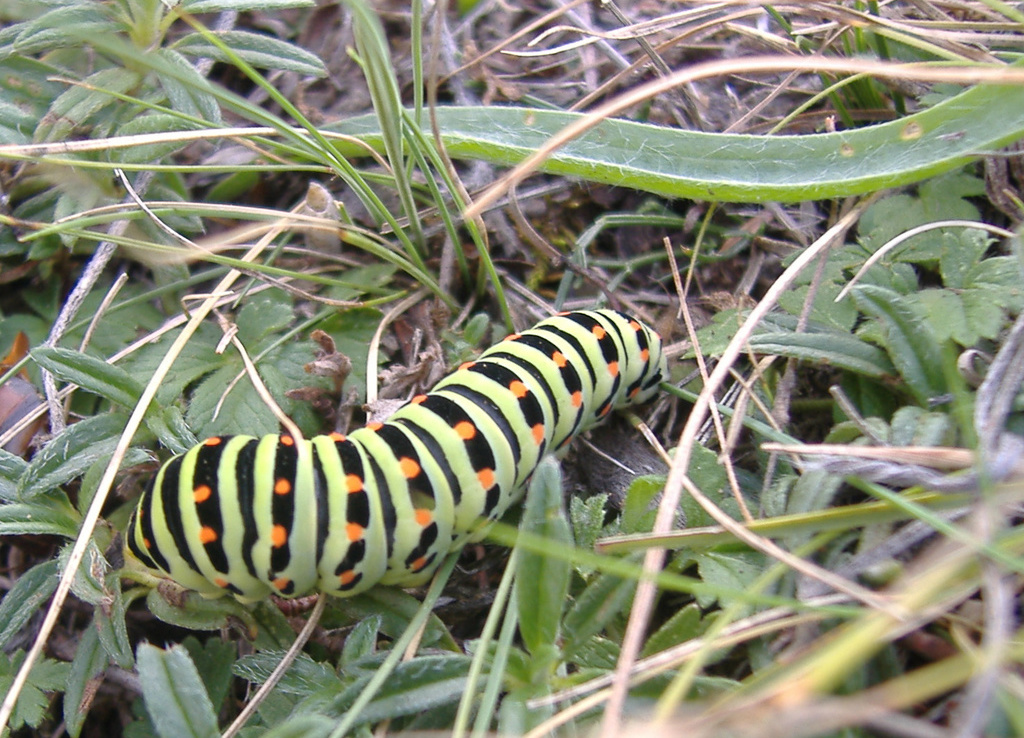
xmin=126 ymin=309 xmax=667 ymax=602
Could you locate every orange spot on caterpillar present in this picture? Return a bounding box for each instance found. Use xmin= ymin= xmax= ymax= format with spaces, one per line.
xmin=400 ymin=457 xmax=421 ymax=479
xmin=273 ymin=577 xmax=291 ymax=591
xmin=274 ymin=478 xmax=292 ymax=495
xmin=592 ymin=325 xmax=606 ymax=339
xmin=214 ymin=578 xmax=228 ymax=588
xmin=459 ymin=361 xmax=476 ymax=371
xmin=629 ymin=319 xmax=641 ymax=331
xmin=478 ymin=468 xmax=495 ymax=489
xmin=608 ymin=361 xmax=619 ymax=377
xmin=280 ymin=435 xmax=294 ymax=446
xmin=532 ymin=424 xmax=544 ymax=444
xmin=346 ymin=474 xmax=364 ymax=493
xmin=410 ymin=556 xmax=428 ymax=572
xmin=143 ymin=537 xmax=152 ymax=549
xmin=415 ymin=508 xmax=433 ymax=526
xmin=271 ymin=524 xmax=287 ymax=547
xmin=412 ymin=395 xmax=428 ymax=404
xmin=193 ymin=485 xmax=212 ymax=503
xmin=640 ymin=348 xmax=649 ymax=361
xmin=571 ymin=391 xmax=582 ymax=408
xmin=629 ymin=387 xmax=640 ymax=399
xmin=199 ymin=526 xmax=217 ymax=544
xmin=329 ymin=431 xmax=346 ymax=442
xmin=339 ymin=570 xmax=357 ymax=585
xmin=504 ymin=333 xmax=522 ymax=342
xmin=366 ymin=421 xmax=383 ymax=431
xmin=552 ymin=351 xmax=567 ymax=368
xmin=347 ymin=522 xmax=364 ymax=542
xmin=455 ymin=421 xmax=476 ymax=440
xmin=203 ymin=437 xmax=222 ymax=446
xmin=509 ymin=380 xmax=528 ymax=398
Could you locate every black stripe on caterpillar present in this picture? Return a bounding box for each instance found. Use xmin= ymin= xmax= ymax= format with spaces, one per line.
xmin=126 ymin=309 xmax=667 ymax=601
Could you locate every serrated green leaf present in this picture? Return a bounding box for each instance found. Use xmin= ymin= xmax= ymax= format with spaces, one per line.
xmin=32 ymin=346 xmax=143 ymax=407
xmin=329 ymin=655 xmax=473 ymax=724
xmin=341 ymin=615 xmax=381 ymax=666
xmin=852 ymin=284 xmax=949 ymax=404
xmin=516 ymin=458 xmax=571 ymax=658
xmin=17 ymin=414 xmax=130 ymax=498
xmin=568 ymin=494 xmax=608 ymax=554
xmin=642 ymin=603 xmax=704 ymax=658
xmin=174 ymin=31 xmax=326 ymax=77
xmin=234 ymin=651 xmax=341 ymax=696
xmin=695 ymin=551 xmax=765 ymax=612
xmin=0 ymin=559 xmax=58 ymax=649
xmin=137 ymin=644 xmax=220 ymax=738
xmin=65 ymin=625 xmax=105 ymax=738
xmin=0 ymin=652 xmax=71 ymax=732
xmin=562 ymin=571 xmax=635 ymax=658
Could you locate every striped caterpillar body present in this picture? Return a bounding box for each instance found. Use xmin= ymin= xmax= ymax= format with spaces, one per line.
xmin=126 ymin=309 xmax=667 ymax=602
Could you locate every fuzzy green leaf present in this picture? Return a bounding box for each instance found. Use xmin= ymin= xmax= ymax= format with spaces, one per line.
xmin=0 ymin=496 xmax=80 ymax=537
xmin=749 ymin=330 xmax=896 ymax=378
xmin=136 ymin=644 xmax=220 ymax=738
xmin=174 ymin=31 xmax=326 ymax=76
xmin=0 ymin=559 xmax=58 ymax=649
xmin=852 ymin=284 xmax=948 ymax=405
xmin=32 ymin=346 xmax=143 ymax=408
xmin=562 ymin=571 xmax=636 ymax=658
xmin=16 ymin=414 xmax=130 ymax=498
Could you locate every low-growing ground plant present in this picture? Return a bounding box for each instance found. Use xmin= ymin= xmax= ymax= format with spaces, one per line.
xmin=1 ymin=1 xmax=1023 ymax=736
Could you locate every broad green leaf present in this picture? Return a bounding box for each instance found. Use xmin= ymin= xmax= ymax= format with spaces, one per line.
xmin=341 ymin=615 xmax=382 ymax=666
xmin=174 ymin=31 xmax=327 ymax=77
xmin=0 ymin=496 xmax=80 ymax=537
xmin=562 ymin=571 xmax=636 ymax=658
xmin=31 ymin=346 xmax=143 ymax=408
xmin=852 ymin=284 xmax=948 ymax=405
xmin=0 ymin=559 xmax=58 ymax=649
xmin=92 ymin=581 xmax=134 ymax=668
xmin=327 ymin=67 xmax=1024 ymax=203
xmin=136 ymin=644 xmax=220 ymax=738
xmin=642 ymin=603 xmax=704 ymax=658
xmin=234 ymin=652 xmax=341 ymax=696
xmin=16 ymin=414 xmax=130 ymax=498
xmin=328 ymin=655 xmax=473 ymax=724
xmin=516 ymin=458 xmax=571 ymax=658
xmin=695 ymin=551 xmax=764 ymax=612
xmin=748 ymin=330 xmax=896 ymax=378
